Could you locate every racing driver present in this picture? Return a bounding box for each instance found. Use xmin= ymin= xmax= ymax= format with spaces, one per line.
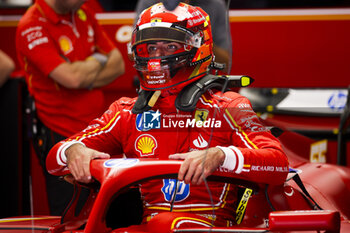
xmin=46 ymin=2 xmax=289 ymax=231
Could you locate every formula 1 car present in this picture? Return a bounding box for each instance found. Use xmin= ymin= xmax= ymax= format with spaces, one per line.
xmin=0 ymin=140 xmax=350 ymax=233
xmin=240 ymin=86 xmax=350 ymax=166
xmin=1 ymin=79 xmax=350 ymax=232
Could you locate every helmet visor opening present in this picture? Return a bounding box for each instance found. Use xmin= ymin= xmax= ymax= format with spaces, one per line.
xmin=134 ymin=41 xmax=190 ymax=58
xmin=132 ymin=26 xmax=202 ymax=51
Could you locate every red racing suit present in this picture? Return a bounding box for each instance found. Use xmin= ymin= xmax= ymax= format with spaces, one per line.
xmin=47 ymin=88 xmax=289 ymax=225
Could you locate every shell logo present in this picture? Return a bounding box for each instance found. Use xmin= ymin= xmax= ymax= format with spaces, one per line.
xmin=135 ymin=134 xmax=157 ymax=157
xmin=58 ymin=36 xmax=73 ymax=54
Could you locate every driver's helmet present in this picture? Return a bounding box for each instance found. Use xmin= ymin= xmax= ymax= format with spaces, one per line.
xmin=131 ymin=2 xmax=213 ymax=91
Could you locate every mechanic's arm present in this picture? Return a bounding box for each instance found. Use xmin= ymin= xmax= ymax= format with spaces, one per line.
xmin=90 ymin=48 xmax=124 ymax=88
xmin=0 ymin=50 xmax=15 ymax=87
xmin=49 ymin=48 xmax=125 ymax=89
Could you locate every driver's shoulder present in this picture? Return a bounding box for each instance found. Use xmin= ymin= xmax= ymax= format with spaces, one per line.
xmin=109 ymin=96 xmax=137 ymax=113
xmin=206 ymin=89 xmax=246 ymax=106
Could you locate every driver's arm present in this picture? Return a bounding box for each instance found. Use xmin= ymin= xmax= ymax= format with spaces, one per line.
xmin=169 ymin=96 xmax=289 ymax=185
xmin=169 ymin=147 xmax=225 ymax=185
xmin=46 ymin=100 xmax=125 ymax=180
xmin=65 ymin=143 xmax=110 ymax=183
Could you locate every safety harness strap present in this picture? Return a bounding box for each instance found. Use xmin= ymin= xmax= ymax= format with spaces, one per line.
xmin=291 ymin=172 xmax=323 ymax=210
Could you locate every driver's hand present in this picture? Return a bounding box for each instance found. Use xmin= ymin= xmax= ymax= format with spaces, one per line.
xmin=169 ymin=147 xmax=225 ymax=185
xmin=65 ymin=143 xmax=110 ymax=183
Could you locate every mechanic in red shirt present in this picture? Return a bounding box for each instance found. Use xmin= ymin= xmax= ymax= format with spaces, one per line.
xmin=16 ymin=0 xmax=125 ymax=215
xmin=46 ymin=2 xmax=289 ymax=230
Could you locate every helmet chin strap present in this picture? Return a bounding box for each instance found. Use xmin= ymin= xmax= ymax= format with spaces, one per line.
xmin=131 ymin=72 xmax=205 ymax=114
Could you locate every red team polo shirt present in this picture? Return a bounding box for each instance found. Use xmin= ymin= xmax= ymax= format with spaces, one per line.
xmin=16 ymin=0 xmax=116 ymax=137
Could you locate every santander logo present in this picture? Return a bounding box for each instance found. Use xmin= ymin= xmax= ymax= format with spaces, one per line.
xmin=193 ymin=134 xmax=208 ymax=148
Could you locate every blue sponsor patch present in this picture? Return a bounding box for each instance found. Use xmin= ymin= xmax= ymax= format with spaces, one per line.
xmin=328 ymin=91 xmax=347 ymax=111
xmin=161 ymin=179 xmax=190 ymax=202
xmin=104 ymin=158 xmax=139 ymax=168
xmin=136 ymin=110 xmax=161 ymax=131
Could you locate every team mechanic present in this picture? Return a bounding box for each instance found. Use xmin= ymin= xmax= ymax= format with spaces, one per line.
xmin=16 ymin=0 xmax=125 ymax=215
xmin=46 ymin=2 xmax=289 ymax=231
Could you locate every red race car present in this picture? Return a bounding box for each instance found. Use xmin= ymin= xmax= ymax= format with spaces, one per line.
xmin=1 ymin=81 xmax=350 ymax=232
xmin=0 ymin=139 xmax=350 ymax=233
